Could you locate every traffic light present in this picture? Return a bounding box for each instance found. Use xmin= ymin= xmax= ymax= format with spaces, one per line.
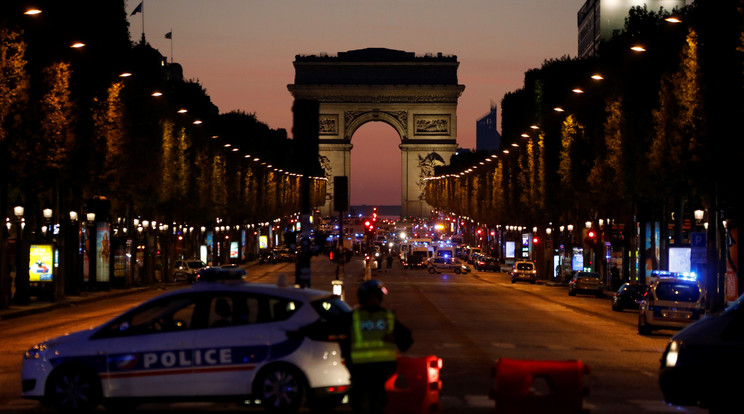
xmin=364 ymin=220 xmax=375 ymax=238
xmin=585 ymin=230 xmax=597 ymax=245
xmin=532 ymin=236 xmax=539 ymax=245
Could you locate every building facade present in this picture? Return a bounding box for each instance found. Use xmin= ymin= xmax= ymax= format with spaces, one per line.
xmin=475 ymin=103 xmax=501 ymax=152
xmin=578 ymin=0 xmax=687 ymax=58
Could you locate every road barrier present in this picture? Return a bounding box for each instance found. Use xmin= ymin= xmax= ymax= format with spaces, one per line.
xmin=489 ymin=358 xmax=590 ymax=414
xmin=385 ymin=355 xmax=442 ymax=414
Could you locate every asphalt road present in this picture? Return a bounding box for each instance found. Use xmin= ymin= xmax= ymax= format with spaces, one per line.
xmin=0 ymin=255 xmax=706 ymax=413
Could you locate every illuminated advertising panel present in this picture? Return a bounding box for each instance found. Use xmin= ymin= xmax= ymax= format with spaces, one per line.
xmin=572 ymin=247 xmax=585 ymax=272
xmin=505 ymin=241 xmax=516 ymax=259
xmin=29 ymin=244 xmax=54 ymax=282
xmin=259 ymin=235 xmax=268 ymax=250
xmin=669 ymin=247 xmax=691 ymax=274
xmin=230 ymin=241 xmax=239 ymax=259
xmin=97 ymin=223 xmax=111 ymax=282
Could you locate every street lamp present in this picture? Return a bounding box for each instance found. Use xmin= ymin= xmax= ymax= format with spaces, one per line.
xmin=12 ymin=201 xmax=27 ymax=304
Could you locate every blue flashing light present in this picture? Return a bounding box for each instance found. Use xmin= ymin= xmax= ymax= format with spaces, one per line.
xmin=652 ymin=270 xmax=698 ymax=281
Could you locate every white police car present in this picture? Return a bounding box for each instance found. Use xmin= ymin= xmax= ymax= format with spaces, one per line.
xmin=638 ymin=271 xmax=705 ymax=335
xmin=21 ymin=278 xmax=351 ymax=413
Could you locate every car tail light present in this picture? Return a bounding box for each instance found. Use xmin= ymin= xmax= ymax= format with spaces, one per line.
xmin=327 ymin=385 xmax=348 ymax=393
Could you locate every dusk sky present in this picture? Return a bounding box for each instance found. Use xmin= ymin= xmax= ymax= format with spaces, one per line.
xmin=127 ymin=0 xmax=583 ymax=206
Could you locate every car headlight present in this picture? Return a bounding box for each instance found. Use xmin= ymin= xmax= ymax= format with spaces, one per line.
xmin=662 ymin=340 xmax=681 ymax=368
xmin=24 ymin=343 xmax=48 ymax=360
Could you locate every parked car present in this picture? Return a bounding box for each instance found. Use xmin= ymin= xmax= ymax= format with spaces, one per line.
xmin=172 ymin=259 xmax=206 ymax=283
xmin=21 ymin=281 xmax=351 ymax=413
xmin=475 ymin=256 xmax=500 ymax=272
xmin=511 ymin=260 xmax=537 ymax=284
xmin=611 ymin=283 xmax=646 ymax=311
xmin=658 ymin=292 xmax=744 ymax=412
xmin=568 ymin=271 xmax=604 ymax=297
xmin=258 ymin=250 xmax=277 ymax=264
xmin=638 ymin=273 xmax=705 ymax=335
xmin=426 ymin=257 xmax=470 ymax=274
xmin=274 ymin=248 xmax=296 ymax=262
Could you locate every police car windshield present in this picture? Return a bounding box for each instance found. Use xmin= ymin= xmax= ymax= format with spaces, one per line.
xmin=655 ymin=281 xmax=700 ymax=302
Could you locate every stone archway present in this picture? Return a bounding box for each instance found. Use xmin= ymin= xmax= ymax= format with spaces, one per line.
xmin=288 ymin=48 xmax=465 ymax=217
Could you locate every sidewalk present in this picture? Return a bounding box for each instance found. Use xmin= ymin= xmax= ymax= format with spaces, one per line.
xmin=0 ymin=262 xmax=262 ymax=321
xmin=0 ymin=285 xmax=158 ymax=321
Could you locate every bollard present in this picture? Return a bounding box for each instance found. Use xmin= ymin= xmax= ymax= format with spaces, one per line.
xmin=488 ymin=358 xmax=590 ymax=414
xmin=384 ymin=355 xmax=442 ymax=414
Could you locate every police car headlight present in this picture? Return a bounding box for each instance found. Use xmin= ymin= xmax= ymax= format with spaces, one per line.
xmin=24 ymin=343 xmax=48 ymax=360
xmin=663 ymin=340 xmax=680 ymax=368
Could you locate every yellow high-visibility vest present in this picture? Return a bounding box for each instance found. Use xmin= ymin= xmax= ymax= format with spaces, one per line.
xmin=350 ymin=308 xmax=397 ymax=364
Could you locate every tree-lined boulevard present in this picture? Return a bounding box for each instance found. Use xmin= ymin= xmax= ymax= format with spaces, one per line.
xmin=0 ymin=257 xmax=705 ymax=413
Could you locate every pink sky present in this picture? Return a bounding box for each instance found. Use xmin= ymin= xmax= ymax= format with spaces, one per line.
xmin=129 ymin=0 xmax=581 ymax=205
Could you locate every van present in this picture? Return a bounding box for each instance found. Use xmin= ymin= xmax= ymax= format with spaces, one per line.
xmin=403 ymin=247 xmax=431 ymax=269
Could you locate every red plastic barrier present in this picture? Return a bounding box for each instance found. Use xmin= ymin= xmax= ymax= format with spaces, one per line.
xmin=384 ymin=355 xmax=442 ymax=414
xmin=488 ymin=358 xmax=590 ymax=414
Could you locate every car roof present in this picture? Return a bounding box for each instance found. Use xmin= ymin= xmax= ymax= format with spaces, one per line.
xmin=155 ymin=282 xmax=338 ymax=302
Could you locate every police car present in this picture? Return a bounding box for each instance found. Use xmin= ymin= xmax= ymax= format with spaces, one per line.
xmin=659 ymin=292 xmax=744 ymax=411
xmin=426 ymin=257 xmax=470 ymax=274
xmin=21 ymin=278 xmax=351 ymax=413
xmin=638 ymin=271 xmax=705 ymax=335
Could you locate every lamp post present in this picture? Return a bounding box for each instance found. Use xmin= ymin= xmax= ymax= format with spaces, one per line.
xmin=86 ymin=212 xmax=95 ymax=287
xmin=12 ymin=202 xmax=28 ymax=305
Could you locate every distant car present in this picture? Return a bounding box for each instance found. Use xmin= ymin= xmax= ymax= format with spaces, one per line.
xmin=426 ymin=257 xmax=470 ymax=274
xmin=196 ymin=266 xmax=247 ymax=282
xmin=475 ymin=256 xmax=500 ymax=272
xmin=611 ymin=283 xmax=646 ymax=311
xmin=172 ymin=259 xmax=206 ymax=283
xmin=568 ymin=271 xmax=604 ymax=297
xmin=658 ymin=292 xmax=744 ymax=411
xmin=511 ymin=260 xmax=536 ymax=284
xmin=638 ymin=273 xmax=705 ymax=335
xmin=21 ymin=281 xmax=351 ymax=413
xmin=274 ymin=248 xmax=296 ymax=263
xmin=258 ymin=250 xmax=277 ymax=265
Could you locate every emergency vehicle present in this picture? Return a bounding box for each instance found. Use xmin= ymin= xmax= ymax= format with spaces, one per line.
xmin=638 ymin=271 xmax=706 ymax=335
xmin=21 ymin=279 xmax=351 ymax=413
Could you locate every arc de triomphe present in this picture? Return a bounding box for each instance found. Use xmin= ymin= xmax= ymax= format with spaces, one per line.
xmin=287 ymin=48 xmax=465 ymax=217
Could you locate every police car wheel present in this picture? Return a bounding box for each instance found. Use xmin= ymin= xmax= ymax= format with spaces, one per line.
xmin=257 ymin=365 xmax=306 ymax=413
xmin=455 ymin=268 xmax=462 ymax=274
xmin=428 ymin=267 xmax=436 ymax=274
xmin=46 ymin=366 xmax=102 ymax=413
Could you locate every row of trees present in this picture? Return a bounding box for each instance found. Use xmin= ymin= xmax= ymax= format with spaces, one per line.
xmin=425 ymin=2 xmax=743 ymax=301
xmin=0 ymin=1 xmax=324 ymax=307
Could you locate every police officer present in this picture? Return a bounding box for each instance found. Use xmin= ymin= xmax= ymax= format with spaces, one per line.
xmin=287 ymin=279 xmax=412 ymax=414
xmin=347 ymin=279 xmax=412 ymax=414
